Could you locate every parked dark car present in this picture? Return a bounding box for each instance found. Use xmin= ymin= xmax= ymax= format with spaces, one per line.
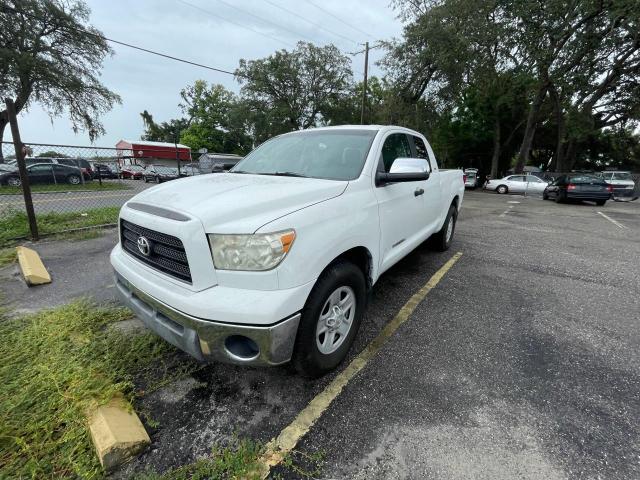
xmin=543 ymin=174 xmax=613 ymax=205
xmin=120 ymin=164 xmax=145 ymax=180
xmin=0 ymin=163 xmax=91 ymax=186
xmin=143 ymin=165 xmax=181 ymax=183
xmin=55 ymin=158 xmax=95 ymax=178
xmin=93 ymin=162 xmax=120 ymax=179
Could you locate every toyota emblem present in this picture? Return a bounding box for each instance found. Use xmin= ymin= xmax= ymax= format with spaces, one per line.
xmin=137 ymin=236 xmax=151 ymax=256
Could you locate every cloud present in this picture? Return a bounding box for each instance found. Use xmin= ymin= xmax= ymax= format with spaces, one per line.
xmin=11 ymin=0 xmax=403 ymax=147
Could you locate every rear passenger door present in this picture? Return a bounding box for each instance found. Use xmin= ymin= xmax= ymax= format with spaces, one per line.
xmin=410 ymin=135 xmax=441 ymax=232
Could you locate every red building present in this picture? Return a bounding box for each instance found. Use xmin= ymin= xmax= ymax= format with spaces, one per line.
xmin=116 ymin=140 xmax=191 ymax=167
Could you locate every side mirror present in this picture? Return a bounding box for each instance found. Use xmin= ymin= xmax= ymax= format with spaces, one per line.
xmin=376 ymin=157 xmax=430 ymax=186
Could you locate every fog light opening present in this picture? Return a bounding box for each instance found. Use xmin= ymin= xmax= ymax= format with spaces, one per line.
xmin=224 ymin=335 xmax=260 ymax=361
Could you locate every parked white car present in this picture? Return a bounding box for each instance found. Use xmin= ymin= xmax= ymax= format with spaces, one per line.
xmin=598 ymin=171 xmax=636 ymax=200
xmin=111 ymin=125 xmax=464 ymax=376
xmin=485 ymin=174 xmax=548 ymax=194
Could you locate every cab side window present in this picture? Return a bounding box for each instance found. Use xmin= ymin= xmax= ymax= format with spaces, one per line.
xmin=379 ymin=133 xmax=412 ymax=173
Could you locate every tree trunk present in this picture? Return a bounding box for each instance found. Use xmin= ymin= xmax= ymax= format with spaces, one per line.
xmin=514 ymin=84 xmax=547 ymax=173
xmin=548 ymin=84 xmax=565 ymax=172
xmin=490 ymin=116 xmax=501 ymax=178
xmin=562 ymin=138 xmax=577 ymax=172
xmin=0 ymin=112 xmax=7 ymax=163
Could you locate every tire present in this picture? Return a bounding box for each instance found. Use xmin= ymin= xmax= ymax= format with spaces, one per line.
xmin=430 ymin=204 xmax=458 ymax=252
xmin=144 ymin=177 xmax=149 ymax=183
xmin=496 ymin=185 xmax=508 ymax=194
xmin=555 ymin=191 xmax=565 ymax=203
xmin=67 ymin=174 xmax=81 ymax=185
xmin=292 ymin=261 xmax=366 ymax=378
xmin=7 ymin=177 xmax=21 ymax=187
xmin=595 ymin=199 xmax=606 ymax=206
xmin=542 ymin=191 xmax=548 ymax=200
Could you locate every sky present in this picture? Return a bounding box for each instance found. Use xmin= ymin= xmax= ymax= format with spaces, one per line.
xmin=11 ymin=0 xmax=405 ymax=148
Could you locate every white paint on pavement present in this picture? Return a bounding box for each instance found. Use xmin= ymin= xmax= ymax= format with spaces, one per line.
xmin=597 ymin=211 xmax=627 ymax=229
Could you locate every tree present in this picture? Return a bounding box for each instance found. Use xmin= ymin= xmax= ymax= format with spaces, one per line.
xmin=235 ymin=42 xmax=353 ymax=138
xmin=140 ymin=111 xmax=189 ymax=143
xmin=37 ymin=150 xmax=67 ymax=157
xmin=0 ymin=0 xmax=120 ymax=161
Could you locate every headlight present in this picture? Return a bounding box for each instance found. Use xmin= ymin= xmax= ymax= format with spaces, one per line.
xmin=208 ymin=230 xmax=296 ymax=271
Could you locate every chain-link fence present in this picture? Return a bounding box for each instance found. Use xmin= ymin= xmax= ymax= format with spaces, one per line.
xmin=0 ymin=141 xmax=201 ymax=245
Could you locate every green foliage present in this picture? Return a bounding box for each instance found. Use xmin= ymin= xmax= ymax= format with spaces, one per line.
xmin=235 ymin=42 xmax=353 ymax=141
xmin=37 ymin=150 xmax=68 ymax=158
xmin=0 ymin=301 xmax=176 ymax=478
xmin=0 ymin=0 xmax=120 ymax=143
xmin=0 ymin=246 xmax=17 ymax=267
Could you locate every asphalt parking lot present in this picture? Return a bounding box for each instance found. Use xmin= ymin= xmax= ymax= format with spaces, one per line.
xmin=1 ymin=190 xmax=638 ymax=479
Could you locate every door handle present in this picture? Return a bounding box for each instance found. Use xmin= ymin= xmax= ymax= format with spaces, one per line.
xmin=414 ymin=188 xmax=424 ymax=197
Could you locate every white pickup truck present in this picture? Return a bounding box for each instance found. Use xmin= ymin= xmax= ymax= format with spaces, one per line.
xmin=111 ymin=125 xmax=464 ymax=376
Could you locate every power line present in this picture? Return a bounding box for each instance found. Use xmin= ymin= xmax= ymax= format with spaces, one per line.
xmin=2 ymin=5 xmax=241 ymax=77
xmin=176 ymin=0 xmax=296 ymax=48
xmin=210 ymin=0 xmax=318 ymax=45
xmin=261 ymin=0 xmax=358 ymax=45
xmin=306 ymin=0 xmax=374 ymax=39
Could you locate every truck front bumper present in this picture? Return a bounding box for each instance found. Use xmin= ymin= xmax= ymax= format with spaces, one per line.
xmin=114 ymin=272 xmax=301 ymax=366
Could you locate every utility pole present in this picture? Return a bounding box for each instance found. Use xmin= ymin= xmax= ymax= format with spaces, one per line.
xmin=360 ymin=41 xmax=369 ymax=125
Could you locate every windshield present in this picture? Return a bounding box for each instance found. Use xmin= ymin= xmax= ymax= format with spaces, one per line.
xmin=231 ymin=129 xmax=378 ymax=181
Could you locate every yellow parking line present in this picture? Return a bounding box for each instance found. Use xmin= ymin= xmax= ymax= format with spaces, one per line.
xmin=258 ymin=251 xmax=463 ymax=477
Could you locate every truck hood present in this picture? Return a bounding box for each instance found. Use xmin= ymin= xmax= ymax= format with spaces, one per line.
xmin=126 ymin=173 xmax=348 ymax=233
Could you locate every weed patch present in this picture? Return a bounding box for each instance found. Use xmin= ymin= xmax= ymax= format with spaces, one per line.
xmin=0 ymin=301 xmax=174 ymax=478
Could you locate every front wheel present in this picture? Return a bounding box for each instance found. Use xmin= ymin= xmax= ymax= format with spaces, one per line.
xmin=542 ymin=191 xmax=548 ymax=200
xmin=7 ymin=177 xmax=21 ymax=187
xmin=595 ymin=199 xmax=606 ymax=206
xmin=292 ymin=261 xmax=366 ymax=378
xmin=430 ymin=204 xmax=458 ymax=252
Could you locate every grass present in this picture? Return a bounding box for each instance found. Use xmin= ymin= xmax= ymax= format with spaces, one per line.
xmin=0 ymin=247 xmax=17 ymax=267
xmin=135 ymin=439 xmax=265 ymax=480
xmin=0 ymin=207 xmax=120 ymax=246
xmin=0 ymin=182 xmax=130 ymax=195
xmin=0 ymin=301 xmax=176 ymax=478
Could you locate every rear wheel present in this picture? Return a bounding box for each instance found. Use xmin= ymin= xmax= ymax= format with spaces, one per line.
xmin=67 ymin=174 xmax=81 ymax=185
xmin=496 ymin=185 xmax=508 ymax=194
xmin=595 ymin=199 xmax=606 ymax=206
xmin=292 ymin=261 xmax=366 ymax=378
xmin=430 ymin=204 xmax=458 ymax=252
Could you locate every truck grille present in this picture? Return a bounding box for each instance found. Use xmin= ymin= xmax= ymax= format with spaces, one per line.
xmin=121 ymin=219 xmax=192 ymax=283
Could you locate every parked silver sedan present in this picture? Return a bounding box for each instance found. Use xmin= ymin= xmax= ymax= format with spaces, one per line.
xmin=485 ymin=174 xmax=549 ymax=194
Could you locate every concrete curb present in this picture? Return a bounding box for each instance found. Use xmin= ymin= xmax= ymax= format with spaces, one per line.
xmin=87 ymin=396 xmax=150 ymax=472
xmin=16 ymin=246 xmax=51 ymax=285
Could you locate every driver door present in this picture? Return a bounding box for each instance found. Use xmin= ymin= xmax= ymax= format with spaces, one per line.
xmin=374 ymin=132 xmax=427 ymax=273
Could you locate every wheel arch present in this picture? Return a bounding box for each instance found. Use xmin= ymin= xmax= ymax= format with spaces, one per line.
xmin=319 ymin=246 xmax=374 ymax=291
